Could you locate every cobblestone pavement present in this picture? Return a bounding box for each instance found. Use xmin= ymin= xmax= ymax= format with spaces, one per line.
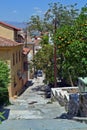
xmin=0 ymin=76 xmax=87 ymax=130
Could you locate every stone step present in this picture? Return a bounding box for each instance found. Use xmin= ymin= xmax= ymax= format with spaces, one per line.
xmin=8 ymin=110 xmax=43 ymax=120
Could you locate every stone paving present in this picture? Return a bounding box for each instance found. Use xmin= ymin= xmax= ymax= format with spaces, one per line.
xmin=0 ymin=76 xmax=87 ymax=130
xmin=5 ymin=77 xmax=65 ymax=120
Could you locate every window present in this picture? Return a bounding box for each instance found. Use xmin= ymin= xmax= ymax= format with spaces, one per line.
xmin=19 ymin=51 xmax=20 ymax=61
xmin=16 ymin=52 xmax=18 ymax=63
xmin=13 ymin=53 xmax=15 ymax=65
xmin=14 ymin=30 xmax=18 ymax=42
xmin=23 ymin=61 xmax=28 ymax=71
xmin=13 ymin=77 xmax=17 ymax=87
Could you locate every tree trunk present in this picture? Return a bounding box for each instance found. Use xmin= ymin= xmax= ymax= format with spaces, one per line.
xmin=68 ymin=71 xmax=74 ymax=87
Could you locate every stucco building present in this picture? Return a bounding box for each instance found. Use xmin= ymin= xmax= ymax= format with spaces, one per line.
xmin=0 ymin=21 xmax=28 ymax=97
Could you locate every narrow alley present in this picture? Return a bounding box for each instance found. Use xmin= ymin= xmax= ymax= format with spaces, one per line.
xmin=0 ymin=76 xmax=87 ymax=130
xmin=5 ymin=76 xmax=65 ymax=120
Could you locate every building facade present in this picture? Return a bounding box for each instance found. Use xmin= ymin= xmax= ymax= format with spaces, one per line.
xmin=0 ymin=22 xmax=28 ymax=97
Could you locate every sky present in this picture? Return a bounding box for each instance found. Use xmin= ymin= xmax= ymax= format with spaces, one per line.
xmin=0 ymin=0 xmax=87 ymax=22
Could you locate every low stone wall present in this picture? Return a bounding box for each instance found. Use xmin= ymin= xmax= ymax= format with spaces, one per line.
xmin=51 ymin=87 xmax=87 ymax=118
xmin=51 ymin=87 xmax=79 ymax=101
xmin=67 ymin=93 xmax=87 ymax=117
xmin=79 ymin=94 xmax=87 ymax=117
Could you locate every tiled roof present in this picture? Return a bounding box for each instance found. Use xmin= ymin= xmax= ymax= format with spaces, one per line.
xmin=0 ymin=36 xmax=23 ymax=47
xmin=0 ymin=21 xmax=21 ymax=31
xmin=23 ymin=47 xmax=30 ymax=55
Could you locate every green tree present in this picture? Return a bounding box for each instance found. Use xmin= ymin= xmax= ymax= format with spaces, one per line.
xmin=28 ymin=15 xmax=44 ymax=36
xmin=40 ymin=34 xmax=49 ymax=46
xmin=44 ymin=2 xmax=79 ymax=31
xmin=29 ymin=3 xmax=86 ymax=86
xmin=0 ymin=60 xmax=10 ymax=105
xmin=33 ymin=44 xmax=54 ymax=83
xmin=55 ymin=5 xmax=87 ymax=86
xmin=0 ymin=61 xmax=10 ymax=87
xmin=28 ymin=2 xmax=79 ymax=35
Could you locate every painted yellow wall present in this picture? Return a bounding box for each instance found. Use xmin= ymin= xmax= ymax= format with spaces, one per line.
xmin=0 ymin=23 xmax=28 ymax=97
xmin=0 ymin=25 xmax=14 ymax=40
xmin=11 ymin=46 xmax=24 ymax=97
xmin=0 ymin=45 xmax=24 ymax=97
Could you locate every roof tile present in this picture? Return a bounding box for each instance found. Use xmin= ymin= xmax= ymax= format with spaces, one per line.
xmin=0 ymin=36 xmax=23 ymax=47
xmin=23 ymin=47 xmax=30 ymax=55
xmin=0 ymin=21 xmax=21 ymax=31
